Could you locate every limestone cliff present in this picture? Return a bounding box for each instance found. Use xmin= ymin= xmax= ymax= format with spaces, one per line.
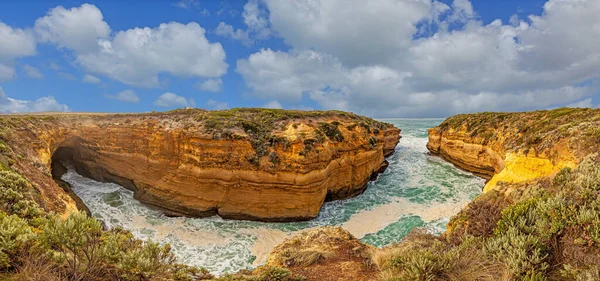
xmin=426 ymin=107 xmax=600 ymax=192
xmin=0 ymin=108 xmax=400 ymax=222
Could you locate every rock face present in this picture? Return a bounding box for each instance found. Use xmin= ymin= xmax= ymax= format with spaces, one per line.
xmin=0 ymin=109 xmax=400 ymax=222
xmin=426 ymin=108 xmax=600 ymax=192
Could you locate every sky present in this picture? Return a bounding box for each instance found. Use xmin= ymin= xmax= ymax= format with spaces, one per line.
xmin=0 ymin=0 xmax=599 ymax=118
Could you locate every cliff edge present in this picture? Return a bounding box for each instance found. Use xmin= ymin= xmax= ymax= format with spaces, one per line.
xmin=0 ymin=108 xmax=399 ymax=222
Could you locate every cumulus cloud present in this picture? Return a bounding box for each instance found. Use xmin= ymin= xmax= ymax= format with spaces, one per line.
xmin=22 ymin=65 xmax=44 ymax=79
xmin=196 ymin=78 xmax=222 ymax=92
xmin=82 ymin=74 xmax=101 ymax=84
xmin=0 ymin=86 xmax=68 ymax=113
xmin=79 ymin=22 xmax=227 ymax=87
xmin=0 ymin=22 xmax=37 ymax=81
xmin=107 ymin=90 xmax=139 ymax=103
xmin=34 ymin=4 xmax=110 ymax=53
xmin=154 ymin=92 xmax=194 ymax=108
xmin=264 ymin=0 xmax=432 ymax=66
xmin=215 ymin=23 xmax=251 ymax=45
xmin=36 ymin=4 xmax=228 ymax=88
xmin=237 ymin=0 xmax=600 ymax=117
xmin=237 ymin=49 xmax=344 ymax=101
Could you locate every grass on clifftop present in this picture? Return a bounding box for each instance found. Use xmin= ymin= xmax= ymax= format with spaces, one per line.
xmin=175 ymin=108 xmax=393 ymax=166
xmin=436 ymin=107 xmax=600 ymax=158
xmin=374 ymin=153 xmax=600 ymax=281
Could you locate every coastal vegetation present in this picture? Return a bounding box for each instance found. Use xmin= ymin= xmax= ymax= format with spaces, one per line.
xmin=375 ymin=153 xmax=600 ymax=280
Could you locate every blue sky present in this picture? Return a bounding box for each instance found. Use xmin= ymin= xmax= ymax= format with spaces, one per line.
xmin=0 ymin=0 xmax=598 ymax=117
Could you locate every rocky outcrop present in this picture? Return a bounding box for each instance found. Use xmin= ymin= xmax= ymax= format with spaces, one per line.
xmin=0 ymin=109 xmax=400 ymax=222
xmin=426 ymin=108 xmax=600 ymax=192
xmin=265 ymin=227 xmax=377 ymax=281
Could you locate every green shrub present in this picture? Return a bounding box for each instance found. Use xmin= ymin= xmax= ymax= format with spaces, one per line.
xmin=42 ymin=212 xmax=104 ymax=280
xmin=0 ymin=213 xmax=34 ymax=269
xmin=318 ymin=122 xmax=344 ymax=142
xmin=553 ymin=167 xmax=572 ymax=186
xmin=485 ymin=227 xmax=549 ymax=278
xmin=0 ymin=140 xmax=12 ymax=156
xmin=0 ymin=171 xmax=43 ymax=223
xmin=369 ymin=137 xmax=378 ymax=148
xmin=495 ymin=198 xmax=539 ymax=235
xmin=560 ymin=264 xmax=600 ymax=281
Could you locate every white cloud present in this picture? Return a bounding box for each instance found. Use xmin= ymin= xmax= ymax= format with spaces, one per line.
xmin=207 ymin=99 xmax=229 ymax=110
xmin=263 ymin=100 xmax=282 ymax=109
xmin=34 ymin=4 xmax=110 ymax=53
xmin=154 ymin=92 xmax=192 ymax=108
xmin=237 ymin=0 xmax=600 ymax=117
xmin=215 ymin=0 xmax=270 ymax=45
xmin=0 ymin=22 xmax=36 ymax=61
xmin=22 ymin=65 xmax=44 ymax=79
xmin=242 ymin=0 xmax=271 ymax=39
xmin=237 ymin=49 xmax=344 ymax=101
xmin=0 ymin=86 xmax=68 ymax=113
xmin=0 ymin=22 xmax=37 ymax=81
xmin=447 ymin=0 xmax=476 ymax=24
xmin=196 ymin=78 xmax=222 ymax=92
xmin=82 ymin=74 xmax=101 ymax=84
xmin=215 ymin=22 xmax=251 ymax=45
xmin=36 ymin=4 xmax=228 ymax=88
xmin=263 ymin=0 xmax=433 ymax=66
xmin=77 ymin=22 xmax=228 ymax=87
xmin=107 ymin=90 xmax=139 ymax=103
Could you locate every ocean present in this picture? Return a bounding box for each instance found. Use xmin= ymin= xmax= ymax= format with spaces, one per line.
xmin=61 ymin=118 xmax=485 ymax=275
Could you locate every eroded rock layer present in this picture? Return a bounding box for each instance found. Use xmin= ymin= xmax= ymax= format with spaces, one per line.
xmin=426 ymin=108 xmax=600 ymax=192
xmin=0 ymin=109 xmax=400 ymax=221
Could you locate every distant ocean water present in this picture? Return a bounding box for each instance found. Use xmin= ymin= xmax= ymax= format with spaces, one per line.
xmin=61 ymin=118 xmax=484 ymax=275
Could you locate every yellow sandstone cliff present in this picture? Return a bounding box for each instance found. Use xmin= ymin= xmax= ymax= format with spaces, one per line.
xmin=0 ymin=108 xmax=400 ymax=222
xmin=425 ymin=108 xmax=600 ymax=192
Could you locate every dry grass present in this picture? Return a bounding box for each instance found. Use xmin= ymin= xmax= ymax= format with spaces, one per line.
xmin=444 ymin=249 xmax=512 ymax=281
xmin=374 ymin=230 xmax=516 ymax=281
xmin=275 ymin=248 xmax=333 ymax=267
xmin=8 ymin=250 xmax=66 ymax=281
xmin=372 ymin=246 xmax=403 ymax=270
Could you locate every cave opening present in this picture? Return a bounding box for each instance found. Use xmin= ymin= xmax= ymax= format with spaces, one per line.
xmin=50 ymin=145 xmax=92 ymax=216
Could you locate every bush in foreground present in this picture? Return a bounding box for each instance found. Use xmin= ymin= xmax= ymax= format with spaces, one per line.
xmin=0 ymin=167 xmax=213 ymax=281
xmin=376 ymin=154 xmax=600 ymax=281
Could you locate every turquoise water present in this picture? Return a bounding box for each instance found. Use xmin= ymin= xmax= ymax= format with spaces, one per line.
xmin=61 ymin=119 xmax=484 ymax=275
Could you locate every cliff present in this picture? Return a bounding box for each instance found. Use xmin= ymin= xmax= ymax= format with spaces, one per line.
xmin=426 ymin=107 xmax=600 ymax=192
xmin=0 ymin=108 xmax=400 ymax=222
